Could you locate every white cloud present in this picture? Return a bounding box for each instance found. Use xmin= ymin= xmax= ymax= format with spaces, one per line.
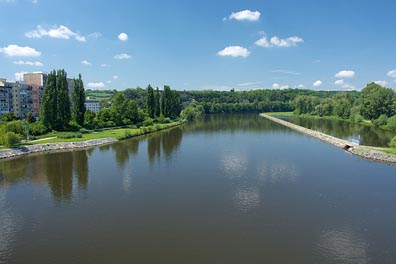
xmin=13 ymin=60 xmax=43 ymax=66
xmin=201 ymin=85 xmax=233 ymax=91
xmin=229 ymin=10 xmax=261 ymax=21
xmin=114 ymin=53 xmax=131 ymax=59
xmin=387 ymin=69 xmax=396 ymax=78
xmin=335 ymin=70 xmax=355 ymax=78
xmin=81 ymin=60 xmax=92 ymax=66
xmin=113 ymin=75 xmax=118 ymax=79
xmin=297 ymin=84 xmax=304 ymax=88
xmin=100 ymin=63 xmax=110 ymax=67
xmin=118 ymin=33 xmax=128 ymax=41
xmin=272 ymin=69 xmax=301 ymax=75
xmin=25 ymin=25 xmax=86 ymax=42
xmin=237 ymin=81 xmax=262 ymax=87
xmin=374 ymin=80 xmax=387 ymax=87
xmin=87 ymin=32 xmax=101 ymax=40
xmin=0 ymin=44 xmax=41 ymax=57
xmin=255 ymin=36 xmax=304 ymax=48
xmin=272 ymin=83 xmax=288 ymax=89
xmin=87 ymin=82 xmax=106 ymax=88
xmin=14 ymin=71 xmax=27 ymax=81
xmin=313 ymin=80 xmax=322 ymax=87
xmin=217 ymin=46 xmax=250 ymax=58
xmin=106 ymin=80 xmax=112 ymax=84
xmin=255 ymin=37 xmax=271 ymax=47
xmin=334 ymin=79 xmax=355 ymax=90
xmin=31 ymin=0 xmax=38 ymax=4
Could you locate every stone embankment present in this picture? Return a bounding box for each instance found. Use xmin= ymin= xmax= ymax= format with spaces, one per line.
xmin=0 ymin=138 xmax=118 ymax=160
xmin=260 ymin=113 xmax=396 ymax=164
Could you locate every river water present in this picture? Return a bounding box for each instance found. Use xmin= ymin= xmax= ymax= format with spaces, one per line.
xmin=1 ymin=114 xmax=396 ymax=264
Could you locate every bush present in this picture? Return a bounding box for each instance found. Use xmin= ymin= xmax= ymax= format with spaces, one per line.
xmin=350 ymin=113 xmax=364 ymax=124
xmin=29 ymin=121 xmax=49 ymax=136
xmin=142 ymin=118 xmax=154 ymax=127
xmin=390 ymin=135 xmax=396 ymax=148
xmin=2 ymin=120 xmax=25 ymax=135
xmin=1 ymin=132 xmax=22 ymax=147
xmin=67 ymin=120 xmax=81 ymax=132
xmin=386 ymin=115 xmax=396 ymax=130
xmin=373 ymin=114 xmax=388 ymax=127
xmin=156 ymin=116 xmax=171 ymax=124
xmin=120 ymin=130 xmax=133 ymax=140
xmin=57 ymin=132 xmax=82 ymax=139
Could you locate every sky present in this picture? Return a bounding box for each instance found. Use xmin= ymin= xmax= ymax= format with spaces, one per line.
xmin=1 ymin=0 xmax=396 ymax=91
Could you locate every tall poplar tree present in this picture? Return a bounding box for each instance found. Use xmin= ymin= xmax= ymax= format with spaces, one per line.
xmin=56 ymin=69 xmax=71 ymax=130
xmin=41 ymin=69 xmax=71 ymax=130
xmin=154 ymin=87 xmax=161 ymax=118
xmin=72 ymin=74 xmax=86 ymax=126
xmin=41 ymin=70 xmax=57 ymax=129
xmin=146 ymin=85 xmax=155 ymax=118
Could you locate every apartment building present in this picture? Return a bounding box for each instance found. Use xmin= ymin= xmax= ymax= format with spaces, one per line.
xmin=85 ymin=98 xmax=101 ymax=113
xmin=0 ymin=78 xmax=14 ymax=118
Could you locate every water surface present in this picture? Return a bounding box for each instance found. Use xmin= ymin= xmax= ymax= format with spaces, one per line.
xmin=1 ymin=114 xmax=396 ymax=264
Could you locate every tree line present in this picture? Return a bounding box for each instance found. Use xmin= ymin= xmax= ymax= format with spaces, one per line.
xmin=293 ymin=82 xmax=396 ymax=130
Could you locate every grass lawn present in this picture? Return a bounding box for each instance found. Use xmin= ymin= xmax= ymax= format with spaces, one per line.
xmin=21 ymin=121 xmax=184 ymax=146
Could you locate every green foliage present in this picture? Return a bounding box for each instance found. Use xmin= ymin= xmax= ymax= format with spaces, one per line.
xmin=156 ymin=116 xmax=171 ymax=124
xmin=29 ymin=121 xmax=49 ymax=136
xmin=333 ymin=98 xmax=351 ymax=119
xmin=390 ymin=135 xmax=396 ymax=148
xmin=181 ymin=103 xmax=205 ymax=121
xmin=142 ymin=118 xmax=154 ymax=127
xmin=1 ymin=113 xmax=17 ymax=122
xmin=84 ymin=110 xmax=96 ymax=129
xmin=72 ymin=74 xmax=86 ymax=126
xmin=360 ymin=82 xmax=395 ymax=120
xmin=26 ymin=112 xmax=36 ymax=123
xmin=67 ymin=120 xmax=82 ymax=132
xmin=1 ymin=132 xmax=21 ymax=147
xmin=373 ymin=114 xmax=388 ymax=127
xmin=57 ymin=132 xmax=82 ymax=139
xmin=1 ymin=120 xmax=25 ymax=135
xmin=41 ymin=69 xmax=71 ymax=131
xmin=386 ymin=115 xmax=396 ymax=130
xmin=146 ymin=85 xmax=155 ymax=118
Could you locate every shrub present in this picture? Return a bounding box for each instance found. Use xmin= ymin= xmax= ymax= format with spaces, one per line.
xmin=29 ymin=121 xmax=49 ymax=136
xmin=1 ymin=132 xmax=22 ymax=147
xmin=57 ymin=132 xmax=82 ymax=139
xmin=373 ymin=114 xmax=388 ymax=127
xmin=142 ymin=118 xmax=154 ymax=127
xmin=350 ymin=113 xmax=364 ymax=124
xmin=67 ymin=120 xmax=81 ymax=132
xmin=390 ymin=135 xmax=396 ymax=148
xmin=386 ymin=115 xmax=396 ymax=130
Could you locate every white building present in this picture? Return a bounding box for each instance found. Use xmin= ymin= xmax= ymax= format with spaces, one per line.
xmin=85 ymin=98 xmax=100 ymax=113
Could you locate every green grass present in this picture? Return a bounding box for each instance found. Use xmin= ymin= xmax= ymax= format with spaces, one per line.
xmin=22 ymin=121 xmax=184 ymax=146
xmin=265 ymin=112 xmax=294 ymax=117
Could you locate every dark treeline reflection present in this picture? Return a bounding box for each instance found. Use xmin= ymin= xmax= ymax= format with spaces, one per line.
xmin=183 ymin=114 xmax=288 ymax=134
xmin=0 ymin=150 xmax=89 ymax=202
xmin=147 ymin=127 xmax=183 ymax=165
xmin=111 ymin=139 xmax=139 ymax=168
xmin=283 ymin=116 xmax=395 ymax=147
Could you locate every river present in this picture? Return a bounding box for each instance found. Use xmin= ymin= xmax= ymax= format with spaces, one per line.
xmin=0 ymin=114 xmax=395 ymax=264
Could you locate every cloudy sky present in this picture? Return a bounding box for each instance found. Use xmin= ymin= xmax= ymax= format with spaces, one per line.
xmin=0 ymin=0 xmax=395 ymax=91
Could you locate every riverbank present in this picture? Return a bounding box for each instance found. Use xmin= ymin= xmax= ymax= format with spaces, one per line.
xmin=260 ymin=113 xmax=396 ymax=164
xmin=0 ymin=121 xmax=185 ymax=161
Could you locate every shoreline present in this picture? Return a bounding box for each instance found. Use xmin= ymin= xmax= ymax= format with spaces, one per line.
xmin=260 ymin=113 xmax=396 ymax=164
xmin=0 ymin=138 xmax=118 ymax=161
xmin=0 ymin=121 xmax=185 ymax=161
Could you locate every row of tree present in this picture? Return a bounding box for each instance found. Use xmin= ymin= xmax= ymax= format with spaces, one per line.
xmin=41 ymin=70 xmax=86 ymax=130
xmin=293 ymin=82 xmax=396 ymax=130
xmin=146 ymin=85 xmax=181 ymax=119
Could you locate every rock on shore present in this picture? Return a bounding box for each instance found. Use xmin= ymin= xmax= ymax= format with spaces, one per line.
xmin=0 ymin=138 xmax=118 ymax=160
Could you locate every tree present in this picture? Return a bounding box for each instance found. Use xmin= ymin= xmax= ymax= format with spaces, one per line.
xmin=56 ymin=69 xmax=71 ymax=130
xmin=41 ymin=69 xmax=71 ymax=130
xmin=360 ymin=82 xmax=395 ymax=120
xmin=72 ymin=74 xmax=86 ymax=127
xmin=146 ymin=85 xmax=155 ymax=118
xmin=41 ymin=70 xmax=57 ymax=129
xmin=154 ymin=87 xmax=161 ymax=117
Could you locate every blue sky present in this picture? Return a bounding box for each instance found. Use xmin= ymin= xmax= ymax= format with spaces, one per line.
xmin=1 ymin=0 xmax=396 ymax=91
